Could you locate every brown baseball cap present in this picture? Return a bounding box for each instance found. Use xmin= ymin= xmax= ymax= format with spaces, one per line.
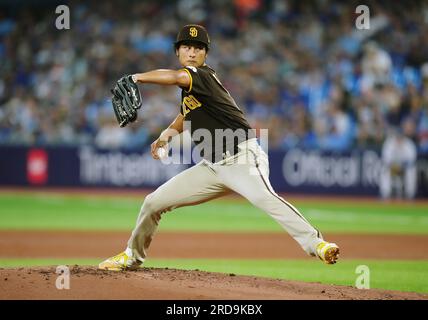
xmin=174 ymin=24 xmax=210 ymax=51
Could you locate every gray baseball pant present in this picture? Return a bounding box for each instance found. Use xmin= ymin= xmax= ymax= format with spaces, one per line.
xmin=127 ymin=138 xmax=323 ymax=262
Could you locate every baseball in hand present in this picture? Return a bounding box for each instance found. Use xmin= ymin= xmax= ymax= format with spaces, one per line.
xmin=157 ymin=147 xmax=168 ymax=159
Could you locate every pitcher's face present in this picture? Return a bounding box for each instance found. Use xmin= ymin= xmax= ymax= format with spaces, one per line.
xmin=176 ymin=43 xmax=207 ymax=67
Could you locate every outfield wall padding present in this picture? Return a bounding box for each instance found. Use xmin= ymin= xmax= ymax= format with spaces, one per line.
xmin=0 ymin=146 xmax=427 ymax=197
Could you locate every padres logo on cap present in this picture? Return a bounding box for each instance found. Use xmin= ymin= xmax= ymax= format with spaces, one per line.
xmin=175 ymin=24 xmax=210 ymax=51
xmin=189 ymin=27 xmax=198 ymax=37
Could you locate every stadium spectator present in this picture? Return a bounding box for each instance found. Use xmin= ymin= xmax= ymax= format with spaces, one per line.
xmin=380 ymin=128 xmax=417 ymax=199
xmin=361 ymin=41 xmax=392 ymax=93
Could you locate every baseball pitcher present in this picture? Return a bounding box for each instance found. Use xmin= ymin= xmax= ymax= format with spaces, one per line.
xmin=100 ymin=25 xmax=339 ymax=271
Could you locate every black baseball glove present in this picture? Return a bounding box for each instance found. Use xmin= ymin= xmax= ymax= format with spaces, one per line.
xmin=110 ymin=75 xmax=142 ymax=127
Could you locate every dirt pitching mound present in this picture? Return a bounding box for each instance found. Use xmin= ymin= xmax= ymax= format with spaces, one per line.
xmin=0 ymin=266 xmax=426 ymax=300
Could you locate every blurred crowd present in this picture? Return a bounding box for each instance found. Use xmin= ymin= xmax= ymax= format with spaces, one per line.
xmin=1 ymin=0 xmax=428 ymax=153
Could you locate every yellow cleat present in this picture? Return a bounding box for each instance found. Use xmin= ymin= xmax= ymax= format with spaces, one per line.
xmin=316 ymin=241 xmax=340 ymax=264
xmin=98 ymin=251 xmax=141 ymax=271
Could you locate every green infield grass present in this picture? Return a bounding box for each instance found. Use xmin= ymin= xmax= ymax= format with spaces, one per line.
xmin=0 ymin=193 xmax=427 ymax=234
xmin=0 ymin=258 xmax=426 ymax=294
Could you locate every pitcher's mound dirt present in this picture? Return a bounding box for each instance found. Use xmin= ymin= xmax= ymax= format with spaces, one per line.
xmin=0 ymin=266 xmax=426 ymax=300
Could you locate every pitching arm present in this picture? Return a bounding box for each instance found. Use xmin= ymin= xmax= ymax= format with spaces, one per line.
xmin=151 ymin=113 xmax=184 ymax=160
